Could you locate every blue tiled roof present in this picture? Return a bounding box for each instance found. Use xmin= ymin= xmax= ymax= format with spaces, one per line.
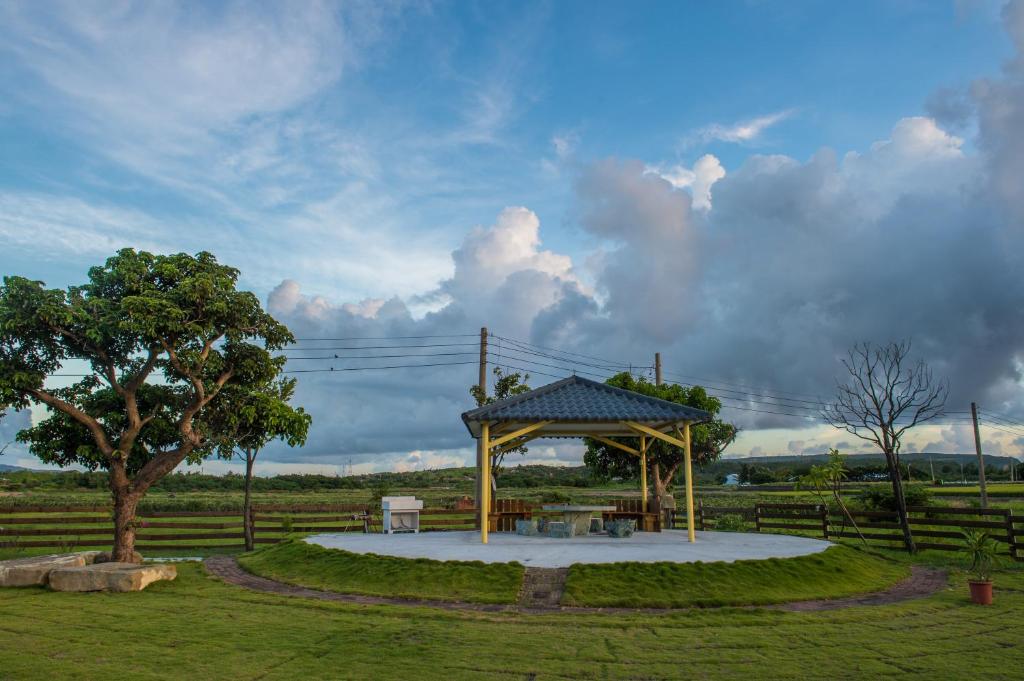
xmin=461 ymin=375 xmax=711 ymax=425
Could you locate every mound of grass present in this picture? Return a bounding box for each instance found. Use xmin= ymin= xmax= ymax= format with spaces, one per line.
xmin=237 ymin=539 xmax=523 ymax=604
xmin=562 ymin=545 xmax=909 ymax=608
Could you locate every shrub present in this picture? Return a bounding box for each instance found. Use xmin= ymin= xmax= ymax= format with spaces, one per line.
xmin=859 ymin=485 xmax=931 ymax=511
xmin=539 ymin=490 xmax=572 ymax=504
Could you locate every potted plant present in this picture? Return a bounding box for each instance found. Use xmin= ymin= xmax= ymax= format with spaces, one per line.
xmin=961 ymin=529 xmax=997 ymax=605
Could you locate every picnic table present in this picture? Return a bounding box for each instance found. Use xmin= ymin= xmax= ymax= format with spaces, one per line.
xmin=541 ymin=504 xmax=616 ymax=535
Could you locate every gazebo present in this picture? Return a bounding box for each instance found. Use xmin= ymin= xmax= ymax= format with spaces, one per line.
xmin=461 ymin=375 xmax=711 ymax=545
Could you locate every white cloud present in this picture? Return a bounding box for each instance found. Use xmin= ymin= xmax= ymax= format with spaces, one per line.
xmin=687 ymin=109 xmax=795 ymax=147
xmin=648 ymin=154 xmax=726 ymax=211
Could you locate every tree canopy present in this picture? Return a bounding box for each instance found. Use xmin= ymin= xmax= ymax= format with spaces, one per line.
xmin=583 ymin=373 xmax=737 ymax=494
xmin=0 ymin=248 xmax=301 ymax=558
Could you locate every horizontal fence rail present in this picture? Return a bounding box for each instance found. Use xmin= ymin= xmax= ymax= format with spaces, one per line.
xmin=671 ymin=502 xmax=1021 ymax=561
xmin=0 ymin=503 xmax=479 ymax=552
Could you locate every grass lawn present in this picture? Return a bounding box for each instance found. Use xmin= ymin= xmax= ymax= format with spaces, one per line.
xmin=562 ymin=545 xmax=909 ymax=608
xmin=237 ymin=539 xmax=524 ymax=604
xmin=1 ymin=561 xmax=1023 ymax=679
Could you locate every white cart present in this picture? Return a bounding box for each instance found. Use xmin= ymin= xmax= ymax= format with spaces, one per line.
xmin=381 ymin=496 xmax=423 ymax=534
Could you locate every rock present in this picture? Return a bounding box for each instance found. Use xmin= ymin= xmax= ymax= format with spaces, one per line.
xmin=606 ymin=519 xmax=636 ymax=538
xmin=515 ymin=519 xmax=539 ymax=536
xmin=0 ymin=552 xmax=103 ymax=587
xmin=546 ymin=521 xmax=574 ymax=539
xmin=48 ymin=562 xmax=176 ymax=592
xmin=92 ymin=550 xmax=144 ymax=565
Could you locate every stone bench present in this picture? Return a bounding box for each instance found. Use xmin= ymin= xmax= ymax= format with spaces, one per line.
xmin=49 ymin=562 xmax=176 ymax=592
xmin=0 ymin=551 xmax=103 ymax=587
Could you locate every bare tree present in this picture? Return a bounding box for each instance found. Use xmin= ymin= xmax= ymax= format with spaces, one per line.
xmin=822 ymin=341 xmax=948 ymax=552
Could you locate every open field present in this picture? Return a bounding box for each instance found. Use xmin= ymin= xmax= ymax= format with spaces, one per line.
xmin=1 ymin=559 xmax=1023 ymax=680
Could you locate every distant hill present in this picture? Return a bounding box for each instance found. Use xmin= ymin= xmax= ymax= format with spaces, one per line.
xmin=722 ymin=452 xmax=1018 ymax=467
xmin=0 ymin=463 xmax=27 ymax=473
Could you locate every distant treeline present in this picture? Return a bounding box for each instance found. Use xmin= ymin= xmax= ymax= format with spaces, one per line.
xmin=0 ymin=464 xmax=602 ymax=493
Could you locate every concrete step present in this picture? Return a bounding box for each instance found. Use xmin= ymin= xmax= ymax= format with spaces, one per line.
xmin=518 ymin=567 xmax=568 ymax=609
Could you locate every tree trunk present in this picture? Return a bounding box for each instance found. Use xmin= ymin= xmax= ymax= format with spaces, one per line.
xmin=243 ymin=450 xmax=255 ymax=552
xmin=885 ymin=451 xmax=916 ymax=553
xmin=110 ymin=473 xmax=140 ymax=562
xmin=651 ymin=462 xmax=669 ymax=501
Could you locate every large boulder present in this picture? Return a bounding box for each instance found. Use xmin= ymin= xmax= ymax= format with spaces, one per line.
xmin=48 ymin=562 xmax=176 ymax=593
xmin=0 ymin=552 xmax=103 ymax=587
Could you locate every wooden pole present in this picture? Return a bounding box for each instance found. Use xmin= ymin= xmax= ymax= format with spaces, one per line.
xmin=481 ymin=420 xmax=490 ymax=544
xmin=684 ymin=422 xmax=695 ymax=543
xmin=655 ymin=353 xmax=662 ymax=386
xmin=475 ymin=327 xmax=488 ymax=524
xmin=971 ymin=402 xmax=989 ymax=508
xmin=640 ymin=435 xmax=648 ymax=513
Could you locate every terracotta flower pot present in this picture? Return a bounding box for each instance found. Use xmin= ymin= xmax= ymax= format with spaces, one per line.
xmin=968 ymin=580 xmax=993 ymax=605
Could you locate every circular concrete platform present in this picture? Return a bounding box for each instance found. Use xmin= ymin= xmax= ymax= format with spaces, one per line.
xmin=304 ymin=530 xmax=830 ymax=568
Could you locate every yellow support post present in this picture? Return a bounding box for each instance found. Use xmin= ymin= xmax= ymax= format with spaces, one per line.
xmin=481 ymin=421 xmax=490 ymax=545
xmin=640 ymin=435 xmax=648 ymax=513
xmin=683 ymin=422 xmax=695 ymax=543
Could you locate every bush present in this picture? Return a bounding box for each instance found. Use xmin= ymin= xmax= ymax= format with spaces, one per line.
xmin=539 ymin=490 xmax=572 ymax=504
xmin=859 ymin=485 xmax=931 ymax=511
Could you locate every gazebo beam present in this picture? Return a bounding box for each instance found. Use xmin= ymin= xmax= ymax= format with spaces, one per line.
xmin=640 ymin=435 xmax=648 ymax=513
xmin=675 ymin=425 xmax=696 ymax=543
xmin=621 ymin=421 xmax=687 ymax=449
xmin=488 ymin=420 xmax=554 ymax=449
xmin=623 ymin=420 xmax=696 ymax=543
xmin=589 ymin=435 xmax=641 ymax=456
xmin=494 ymin=433 xmax=541 ymax=455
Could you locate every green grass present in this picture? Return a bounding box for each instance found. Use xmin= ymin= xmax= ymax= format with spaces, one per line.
xmin=237 ymin=538 xmax=523 ymax=605
xmin=563 ymin=545 xmax=910 ymax=608
xmin=1 ymin=561 xmax=1024 ymax=679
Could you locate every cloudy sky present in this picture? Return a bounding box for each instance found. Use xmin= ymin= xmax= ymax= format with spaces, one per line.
xmin=2 ymin=0 xmax=1023 ymax=474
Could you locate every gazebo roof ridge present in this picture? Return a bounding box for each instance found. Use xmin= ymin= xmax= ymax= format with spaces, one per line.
xmin=461 ymin=374 xmax=711 ymax=431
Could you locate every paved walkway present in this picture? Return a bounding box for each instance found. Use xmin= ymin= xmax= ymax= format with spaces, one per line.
xmin=304 ymin=529 xmax=830 ymax=567
xmin=204 ymin=556 xmax=946 ymax=614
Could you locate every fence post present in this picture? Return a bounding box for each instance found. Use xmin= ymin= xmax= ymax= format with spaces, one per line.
xmin=819 ymin=504 xmax=829 ymax=540
xmin=754 ymin=504 xmax=762 ymax=533
xmin=1004 ymin=509 xmax=1018 ymax=562
xmin=697 ymin=499 xmax=706 ymax=531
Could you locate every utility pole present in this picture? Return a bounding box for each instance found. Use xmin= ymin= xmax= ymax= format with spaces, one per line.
xmin=476 ymin=327 xmax=488 ymax=526
xmin=929 ymin=456 xmax=935 ymax=484
xmin=655 ymin=352 xmax=662 ymax=386
xmin=971 ymin=402 xmax=988 ymax=508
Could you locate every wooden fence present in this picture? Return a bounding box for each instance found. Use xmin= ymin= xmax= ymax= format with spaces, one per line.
xmin=0 ymin=504 xmax=477 ymax=552
xmin=672 ymin=502 xmax=1022 ymax=560
xmin=5 ymin=500 xmax=1021 ymax=559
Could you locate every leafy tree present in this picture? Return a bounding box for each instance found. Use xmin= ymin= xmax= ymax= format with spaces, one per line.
xmin=798 ymin=448 xmax=864 ymax=543
xmin=583 ymin=373 xmax=737 ymax=501
xmin=470 ymin=366 xmax=531 ymax=490
xmin=0 ymin=249 xmax=296 ymax=561
xmin=214 ymin=378 xmax=311 ymax=551
xmin=822 ymin=341 xmax=947 ymax=552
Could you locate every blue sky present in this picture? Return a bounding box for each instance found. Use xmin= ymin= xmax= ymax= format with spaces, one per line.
xmin=1 ymin=1 xmax=1023 ymax=474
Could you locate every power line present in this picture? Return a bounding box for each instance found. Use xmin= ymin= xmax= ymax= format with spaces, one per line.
xmin=284 ymin=351 xmax=477 ymax=361
xmin=281 ymin=342 xmax=479 ymax=352
xmin=293 ymin=334 xmax=477 ymax=341
xmin=980 ymin=421 xmax=1024 ymax=438
xmin=490 ymin=333 xmax=643 ymax=370
xmin=980 ymin=409 xmax=1024 ymax=429
xmin=284 ymin=360 xmax=476 ymax=374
